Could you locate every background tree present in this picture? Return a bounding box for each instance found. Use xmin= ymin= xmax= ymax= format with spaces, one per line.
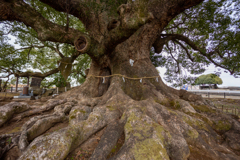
xmin=0 ymin=0 xmax=240 ymax=160
xmin=195 ymin=73 xmax=223 ymax=88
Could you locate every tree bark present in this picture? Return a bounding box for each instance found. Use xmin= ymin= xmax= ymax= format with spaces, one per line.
xmin=0 ymin=79 xmax=2 ymax=92
xmin=14 ymin=68 xmax=59 ymax=79
xmin=16 ymin=76 xmax=19 ymax=92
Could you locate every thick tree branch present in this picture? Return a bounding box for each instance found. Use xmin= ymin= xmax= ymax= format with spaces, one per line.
xmin=15 ymin=45 xmax=45 ymax=51
xmin=0 ymin=0 xmax=89 ymax=46
xmin=166 ymin=43 xmax=180 ymax=74
xmin=173 ymin=39 xmax=195 ymax=62
xmin=0 ymin=73 xmax=13 ymax=79
xmin=14 ymin=68 xmax=59 ymax=79
xmin=153 ymin=36 xmax=174 ymax=53
xmin=164 ymin=13 xmax=188 ymax=31
xmin=39 ymin=0 xmax=92 ymax=28
xmin=147 ymin=0 xmax=204 ymax=23
xmin=161 ymin=34 xmax=203 ymax=52
xmin=43 ymin=43 xmax=65 ymax=58
xmin=55 ymin=44 xmax=65 ymax=58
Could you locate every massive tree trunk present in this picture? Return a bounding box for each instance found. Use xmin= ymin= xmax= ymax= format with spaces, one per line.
xmin=0 ymin=0 xmax=240 ymax=160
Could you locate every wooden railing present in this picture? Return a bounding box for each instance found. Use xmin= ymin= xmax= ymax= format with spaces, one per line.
xmin=189 ymin=90 xmax=240 ymax=99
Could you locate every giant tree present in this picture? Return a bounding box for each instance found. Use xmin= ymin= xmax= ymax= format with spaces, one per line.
xmin=0 ymin=0 xmax=240 ymax=160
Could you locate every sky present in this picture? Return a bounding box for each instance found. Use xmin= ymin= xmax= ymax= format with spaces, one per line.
xmin=157 ymin=64 xmax=240 ymax=87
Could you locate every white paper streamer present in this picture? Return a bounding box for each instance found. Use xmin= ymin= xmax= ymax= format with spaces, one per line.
xmin=103 ymin=77 xmax=105 ymax=83
xmin=140 ymin=79 xmax=142 ymax=83
xmin=156 ymin=77 xmax=158 ymax=82
xmin=122 ymin=77 xmax=125 ymax=82
xmin=129 ymin=59 xmax=134 ymax=66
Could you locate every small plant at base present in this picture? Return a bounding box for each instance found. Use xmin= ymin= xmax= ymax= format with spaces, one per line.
xmin=7 ymin=137 xmax=11 ymax=144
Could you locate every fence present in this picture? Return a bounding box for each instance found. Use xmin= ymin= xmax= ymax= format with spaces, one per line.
xmin=188 ymin=90 xmax=240 ymax=99
xmin=4 ymin=87 xmax=24 ymax=93
xmin=217 ymin=105 xmax=240 ymax=116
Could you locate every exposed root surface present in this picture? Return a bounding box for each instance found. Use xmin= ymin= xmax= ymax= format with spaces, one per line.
xmin=0 ymin=81 xmax=240 ymax=160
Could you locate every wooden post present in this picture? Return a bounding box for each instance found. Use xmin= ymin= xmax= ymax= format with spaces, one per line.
xmin=11 ymin=87 xmax=13 ymax=92
xmin=224 ymin=92 xmax=226 ymax=99
xmin=16 ymin=76 xmax=19 ymax=92
xmin=27 ymin=76 xmax=30 ymax=87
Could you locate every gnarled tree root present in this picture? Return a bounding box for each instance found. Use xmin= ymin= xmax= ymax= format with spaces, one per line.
xmin=2 ymin=82 xmax=240 ymax=160
xmin=0 ymin=102 xmax=29 ymax=127
xmin=18 ymin=102 xmax=120 ymax=160
xmin=12 ymin=99 xmax=68 ymax=122
xmin=18 ymin=99 xmax=75 ymax=152
xmin=89 ymin=120 xmax=125 ymax=160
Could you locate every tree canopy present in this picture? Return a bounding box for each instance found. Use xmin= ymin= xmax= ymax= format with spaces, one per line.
xmin=195 ymin=73 xmax=223 ymax=85
xmin=156 ymin=0 xmax=240 ymax=86
xmin=0 ymin=0 xmax=240 ymax=88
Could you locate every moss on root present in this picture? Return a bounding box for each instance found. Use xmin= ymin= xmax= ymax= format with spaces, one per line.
xmin=106 ymin=106 xmax=116 ymax=111
xmin=154 ymin=98 xmax=169 ymax=106
xmin=186 ymin=129 xmax=199 ymax=140
xmin=191 ymin=104 xmax=216 ymax=113
xmin=185 ymin=106 xmax=232 ymax=133
xmin=124 ymin=110 xmax=172 ymax=159
xmin=154 ymin=98 xmax=181 ymax=110
xmin=183 ymin=115 xmax=209 ymax=132
xmin=184 ymin=112 xmax=213 ymax=127
xmin=133 ymin=138 xmax=170 ymax=160
xmin=7 ymin=126 xmax=21 ymax=134
xmin=213 ymin=120 xmax=232 ymax=132
xmin=69 ymin=115 xmax=76 ymax=120
xmin=169 ymin=100 xmax=181 ymax=110
xmin=69 ymin=109 xmax=87 ymax=120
